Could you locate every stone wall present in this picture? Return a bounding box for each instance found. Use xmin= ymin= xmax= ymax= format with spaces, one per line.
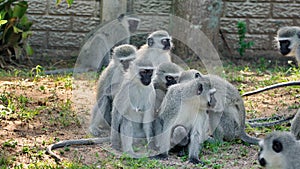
xmin=26 ymin=0 xmax=300 ymax=62
xmin=220 ymin=0 xmax=300 ymax=56
xmin=27 ymin=0 xmax=101 ymax=62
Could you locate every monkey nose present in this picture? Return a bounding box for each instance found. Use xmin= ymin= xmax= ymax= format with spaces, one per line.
xmin=258 ymin=157 xmax=266 ymax=167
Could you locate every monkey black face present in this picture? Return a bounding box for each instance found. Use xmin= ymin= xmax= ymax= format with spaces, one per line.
xmin=120 ymin=59 xmax=132 ymax=70
xmin=195 ymin=72 xmax=201 ymax=78
xmin=139 ymin=69 xmax=153 ymax=86
xmin=279 ymin=40 xmax=291 ymax=55
xmin=161 ymin=38 xmax=171 ymax=50
xmin=165 ymin=75 xmax=177 ymax=87
xmin=197 ymin=84 xmax=203 ymax=95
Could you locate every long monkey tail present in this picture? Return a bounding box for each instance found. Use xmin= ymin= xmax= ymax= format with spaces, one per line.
xmin=46 ymin=137 xmax=110 ymax=162
xmin=242 ymin=81 xmax=300 ymax=97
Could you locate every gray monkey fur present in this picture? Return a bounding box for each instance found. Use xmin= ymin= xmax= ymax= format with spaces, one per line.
xmin=291 ymin=109 xmax=300 ymax=140
xmin=89 ymin=44 xmax=137 ymax=137
xmin=75 ymin=14 xmax=140 ymax=72
xmin=258 ymin=131 xmax=300 ymax=169
xmin=110 ymin=58 xmax=156 ymax=157
xmin=152 ymin=62 xmax=183 ymax=112
xmin=179 ymin=69 xmax=260 ymax=144
xmin=136 ymin=30 xmax=173 ymax=67
xmin=155 ymin=78 xmax=217 ymax=164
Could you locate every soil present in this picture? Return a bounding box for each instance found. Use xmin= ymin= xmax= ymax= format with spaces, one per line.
xmin=0 ymin=57 xmax=299 ymax=169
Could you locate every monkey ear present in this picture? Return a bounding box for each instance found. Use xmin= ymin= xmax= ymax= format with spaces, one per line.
xmin=147 ymin=38 xmax=154 ymax=47
xmin=272 ymin=139 xmax=283 ymax=153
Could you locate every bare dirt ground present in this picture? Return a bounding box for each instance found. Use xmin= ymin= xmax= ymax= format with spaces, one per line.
xmin=0 ymin=59 xmax=299 ymax=168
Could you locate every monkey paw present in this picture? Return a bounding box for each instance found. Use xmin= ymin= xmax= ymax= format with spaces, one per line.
xmin=189 ymin=157 xmax=205 ymax=165
xmin=151 ymin=153 xmax=168 ymax=160
xmin=89 ymin=126 xmax=102 ymax=137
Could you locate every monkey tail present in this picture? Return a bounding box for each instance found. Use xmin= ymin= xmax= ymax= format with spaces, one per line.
xmin=242 ymin=81 xmax=300 ymax=97
xmin=240 ymin=132 xmax=260 ymax=145
xmin=46 ymin=137 xmax=110 ymax=162
xmin=247 ymin=115 xmax=295 ymax=128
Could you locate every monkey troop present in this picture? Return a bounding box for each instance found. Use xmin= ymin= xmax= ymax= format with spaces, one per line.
xmin=47 ymin=28 xmax=300 ymax=166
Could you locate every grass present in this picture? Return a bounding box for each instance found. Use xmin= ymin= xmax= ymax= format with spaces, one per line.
xmin=0 ymin=62 xmax=299 ymax=168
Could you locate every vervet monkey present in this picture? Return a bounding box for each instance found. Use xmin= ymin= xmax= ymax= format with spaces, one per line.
xmin=258 ymin=131 xmax=300 ymax=169
xmin=136 ymin=30 xmax=173 ymax=67
xmin=276 ymin=26 xmax=300 ymax=65
xmin=153 ymin=62 xmax=183 ymax=112
xmin=89 ymin=44 xmax=137 ymax=136
xmin=110 ymin=58 xmax=156 ymax=157
xmin=155 ymin=78 xmax=217 ymax=164
xmin=179 ymin=69 xmax=260 ymax=144
xmin=291 ymin=109 xmax=300 ymax=140
xmin=47 ymin=45 xmax=138 ymax=161
xmin=75 ymin=14 xmax=140 ymax=72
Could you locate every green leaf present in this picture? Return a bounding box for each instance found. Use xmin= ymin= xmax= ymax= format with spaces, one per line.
xmin=0 ymin=19 xmax=7 ymax=25
xmin=21 ymin=31 xmax=32 ymax=39
xmin=25 ymin=43 xmax=33 ymax=56
xmin=0 ymin=10 xmax=7 ymax=19
xmin=66 ymin=0 xmax=74 ymax=7
xmin=12 ymin=1 xmax=28 ymax=18
xmin=13 ymin=26 xmax=22 ymax=33
xmin=19 ymin=15 xmax=32 ymax=31
xmin=56 ymin=0 xmax=62 ymax=5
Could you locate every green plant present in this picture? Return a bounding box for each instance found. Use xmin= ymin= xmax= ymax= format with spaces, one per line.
xmin=0 ymin=0 xmax=33 ymax=67
xmin=237 ymin=21 xmax=254 ymax=56
xmin=56 ymin=0 xmax=74 ymax=7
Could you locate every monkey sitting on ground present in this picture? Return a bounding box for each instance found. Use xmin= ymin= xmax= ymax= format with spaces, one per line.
xmin=154 ymin=78 xmax=217 ymax=164
xmin=178 ymin=69 xmax=260 ymax=144
xmin=136 ymin=30 xmax=173 ymax=67
xmin=110 ymin=58 xmax=156 ymax=157
xmin=258 ymin=131 xmax=300 ymax=169
xmin=276 ymin=26 xmax=300 ymax=65
xmin=89 ymin=44 xmax=137 ymax=136
xmin=291 ymin=109 xmax=300 ymax=140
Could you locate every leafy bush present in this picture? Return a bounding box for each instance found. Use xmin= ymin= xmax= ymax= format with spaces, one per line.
xmin=0 ymin=0 xmax=33 ymax=68
xmin=237 ymin=21 xmax=254 ymax=56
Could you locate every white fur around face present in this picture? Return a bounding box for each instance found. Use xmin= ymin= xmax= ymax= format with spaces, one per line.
xmin=259 ymin=140 xmax=286 ymax=169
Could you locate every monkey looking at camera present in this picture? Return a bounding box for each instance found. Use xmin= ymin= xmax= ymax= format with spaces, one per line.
xmin=136 ymin=30 xmax=173 ymax=67
xmin=276 ymin=26 xmax=300 ymax=65
xmin=89 ymin=44 xmax=137 ymax=136
xmin=110 ymin=58 xmax=156 ymax=157
xmin=258 ymin=131 xmax=300 ymax=169
xmin=152 ymin=62 xmax=183 ymax=112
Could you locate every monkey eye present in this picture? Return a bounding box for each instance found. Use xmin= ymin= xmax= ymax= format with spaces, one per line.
xmin=165 ymin=75 xmax=174 ymax=81
xmin=195 ymin=73 xmax=201 ymax=78
xmin=197 ymin=84 xmax=203 ymax=95
xmin=279 ymin=40 xmax=290 ymax=47
xmin=272 ymin=140 xmax=283 ymax=153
